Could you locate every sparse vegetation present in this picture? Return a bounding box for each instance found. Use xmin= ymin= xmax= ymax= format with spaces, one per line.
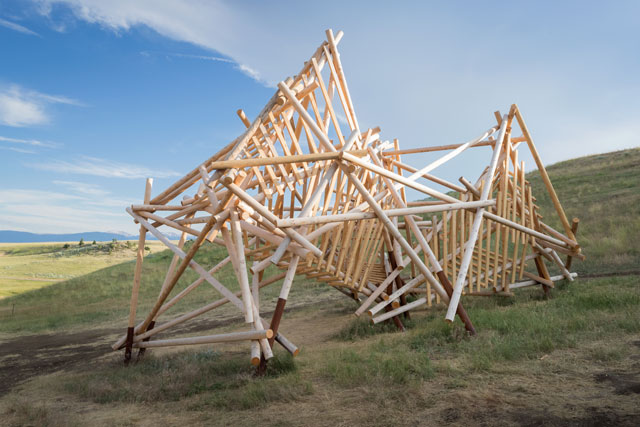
xmin=0 ymin=148 xmax=639 ymax=425
xmin=0 ymin=241 xmax=167 ymax=298
xmin=529 ymin=148 xmax=640 ymax=275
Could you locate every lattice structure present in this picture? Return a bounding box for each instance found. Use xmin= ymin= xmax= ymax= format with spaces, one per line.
xmin=114 ymin=29 xmax=583 ymax=368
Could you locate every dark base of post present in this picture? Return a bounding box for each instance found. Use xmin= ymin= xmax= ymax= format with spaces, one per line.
xmin=136 ymin=320 xmax=155 ymax=361
xmin=386 ymin=306 xmax=405 ymax=331
xmin=437 ymin=271 xmax=476 ymax=336
xmin=124 ymin=327 xmax=134 ymax=365
xmin=255 ymin=297 xmax=287 ymax=376
xmin=388 ymin=251 xmax=410 ymax=325
xmin=534 ymin=257 xmax=552 ymax=299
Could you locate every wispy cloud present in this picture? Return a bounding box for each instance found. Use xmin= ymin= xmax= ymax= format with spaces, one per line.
xmin=52 ymin=180 xmax=133 ymax=207
xmin=141 ymin=50 xmax=232 ymax=64
xmin=140 ymin=50 xmax=262 ymax=81
xmin=0 ymin=135 xmax=61 ymax=148
xmin=0 ymin=189 xmax=84 ymax=204
xmin=0 ymin=17 xmax=40 ymax=36
xmin=30 ymin=155 xmax=182 ymax=179
xmin=0 ymin=84 xmax=83 ymax=127
xmin=236 ymin=64 xmax=261 ymax=82
xmin=52 ymin=180 xmax=110 ymax=197
xmin=35 ymin=0 xmax=271 ymax=84
xmin=0 ymin=145 xmax=36 ymax=154
xmin=0 ymin=189 xmax=135 ymax=234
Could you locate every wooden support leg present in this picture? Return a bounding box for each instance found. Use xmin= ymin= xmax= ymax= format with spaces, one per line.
xmin=381 ymin=256 xmax=405 ymax=330
xmin=437 ymin=271 xmax=476 ymax=335
xmin=268 ymin=298 xmax=287 ymax=348
xmin=388 ymin=251 xmax=410 ymax=320
xmin=136 ymin=320 xmax=155 ymax=361
xmin=124 ymin=178 xmax=153 ymax=365
xmin=398 ymin=282 xmax=410 ymax=320
xmin=124 ymin=327 xmax=134 ymax=365
xmin=565 ymin=218 xmax=580 ymax=270
xmin=386 ymin=304 xmax=405 ymax=331
xmin=257 ymin=297 xmax=288 ymax=376
xmin=534 ymin=256 xmax=552 ymax=298
xmin=257 ymin=255 xmax=300 ymax=375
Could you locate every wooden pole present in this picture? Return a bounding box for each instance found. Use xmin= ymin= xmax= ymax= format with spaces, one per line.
xmin=565 ymin=218 xmax=580 ymax=270
xmin=513 ymin=105 xmax=575 ymax=240
xmin=124 ymin=178 xmax=152 ymax=364
xmin=445 ymin=114 xmax=509 ymax=322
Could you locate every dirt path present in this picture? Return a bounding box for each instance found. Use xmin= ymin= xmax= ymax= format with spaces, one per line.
xmin=0 ymin=328 xmax=114 ymax=397
xmin=0 ymin=296 xmax=345 ymax=398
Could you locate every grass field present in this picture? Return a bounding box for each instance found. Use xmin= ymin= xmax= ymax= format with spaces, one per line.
xmin=528 ymin=148 xmax=640 ymax=276
xmin=0 ymin=241 xmax=168 ymax=298
xmin=0 ymin=148 xmax=639 ymax=426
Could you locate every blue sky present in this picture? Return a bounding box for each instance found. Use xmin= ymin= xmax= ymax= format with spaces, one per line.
xmin=1 ymin=0 xmax=638 ymax=234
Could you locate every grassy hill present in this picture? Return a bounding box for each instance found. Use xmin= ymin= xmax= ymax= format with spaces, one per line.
xmin=528 ymin=148 xmax=640 ymax=275
xmin=1 ymin=148 xmax=639 ymax=426
xmin=2 ymin=148 xmax=637 ymax=334
xmin=0 ymin=241 xmax=168 ymax=298
xmin=0 ymin=240 xmax=335 ymax=334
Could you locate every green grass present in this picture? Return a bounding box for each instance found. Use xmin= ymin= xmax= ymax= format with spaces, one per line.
xmin=58 ymin=350 xmax=311 ymax=410
xmin=328 ymin=274 xmax=639 ymax=379
xmin=528 ymin=148 xmax=640 ymax=275
xmin=46 ymin=273 xmax=639 ymax=416
xmin=0 ymin=241 xmax=167 ymax=298
xmin=1 ymin=148 xmax=639 ymax=425
xmin=0 ymin=239 xmax=334 ymax=334
xmin=1 ymin=148 xmax=636 ymax=333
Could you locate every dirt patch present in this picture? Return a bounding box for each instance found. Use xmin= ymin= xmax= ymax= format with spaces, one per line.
xmin=595 ymin=372 xmax=640 ymax=395
xmin=0 ymin=328 xmax=114 ymax=397
xmin=508 ymin=406 xmax=640 ymax=427
xmin=0 ymin=297 xmax=347 ymax=398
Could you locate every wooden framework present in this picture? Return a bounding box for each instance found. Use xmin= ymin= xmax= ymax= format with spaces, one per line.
xmin=115 ymin=30 xmax=583 ymax=369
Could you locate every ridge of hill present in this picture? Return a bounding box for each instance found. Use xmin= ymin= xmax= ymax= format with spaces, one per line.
xmin=0 ymin=230 xmax=182 ymax=243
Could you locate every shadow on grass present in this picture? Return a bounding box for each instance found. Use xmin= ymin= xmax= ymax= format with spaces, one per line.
xmin=59 ymin=349 xmax=312 ymax=411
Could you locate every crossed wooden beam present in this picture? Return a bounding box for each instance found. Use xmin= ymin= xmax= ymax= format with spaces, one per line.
xmin=114 ymin=29 xmax=583 ymax=372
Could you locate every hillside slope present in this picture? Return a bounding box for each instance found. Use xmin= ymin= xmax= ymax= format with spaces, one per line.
xmin=0 ymin=148 xmax=639 ymax=426
xmin=1 ymin=148 xmax=638 ymax=333
xmin=528 ymin=147 xmax=640 ymax=275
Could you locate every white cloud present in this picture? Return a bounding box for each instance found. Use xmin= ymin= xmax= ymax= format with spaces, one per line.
xmin=141 ymin=50 xmax=232 ymax=64
xmin=30 ymin=155 xmax=181 ymax=179
xmin=35 ymin=0 xmax=273 ymax=84
xmin=27 ymin=1 xmax=640 ymax=186
xmin=0 ymin=135 xmax=60 ymax=148
xmin=0 ymin=89 xmax=48 ymax=127
xmin=52 ymin=180 xmax=110 ymax=197
xmin=236 ymin=64 xmax=261 ymax=82
xmin=0 ymin=85 xmax=82 ymax=127
xmin=0 ymin=188 xmax=138 ymax=234
xmin=0 ymin=189 xmax=84 ymax=204
xmin=0 ymin=145 xmax=36 ymax=154
xmin=0 ymin=17 xmax=39 ymax=36
xmin=52 ymin=180 xmax=134 ymax=207
xmin=140 ymin=50 xmax=263 ymax=80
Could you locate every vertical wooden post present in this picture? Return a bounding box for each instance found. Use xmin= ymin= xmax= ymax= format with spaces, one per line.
xmin=257 ymin=255 xmax=300 ymax=375
xmin=445 ymin=113 xmax=509 ymax=322
xmin=388 ymin=251 xmax=409 ymax=322
xmin=565 ymin=218 xmax=580 ymax=270
xmin=534 ymin=256 xmax=552 ymax=298
xmin=125 ymin=178 xmax=153 ymax=364
xmin=513 ymin=105 xmax=575 ymax=241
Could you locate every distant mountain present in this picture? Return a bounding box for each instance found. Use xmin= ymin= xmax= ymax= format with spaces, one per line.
xmin=0 ymin=230 xmax=182 ymax=243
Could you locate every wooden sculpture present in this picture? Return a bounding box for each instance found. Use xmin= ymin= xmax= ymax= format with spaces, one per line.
xmin=113 ymin=29 xmax=583 ymax=369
